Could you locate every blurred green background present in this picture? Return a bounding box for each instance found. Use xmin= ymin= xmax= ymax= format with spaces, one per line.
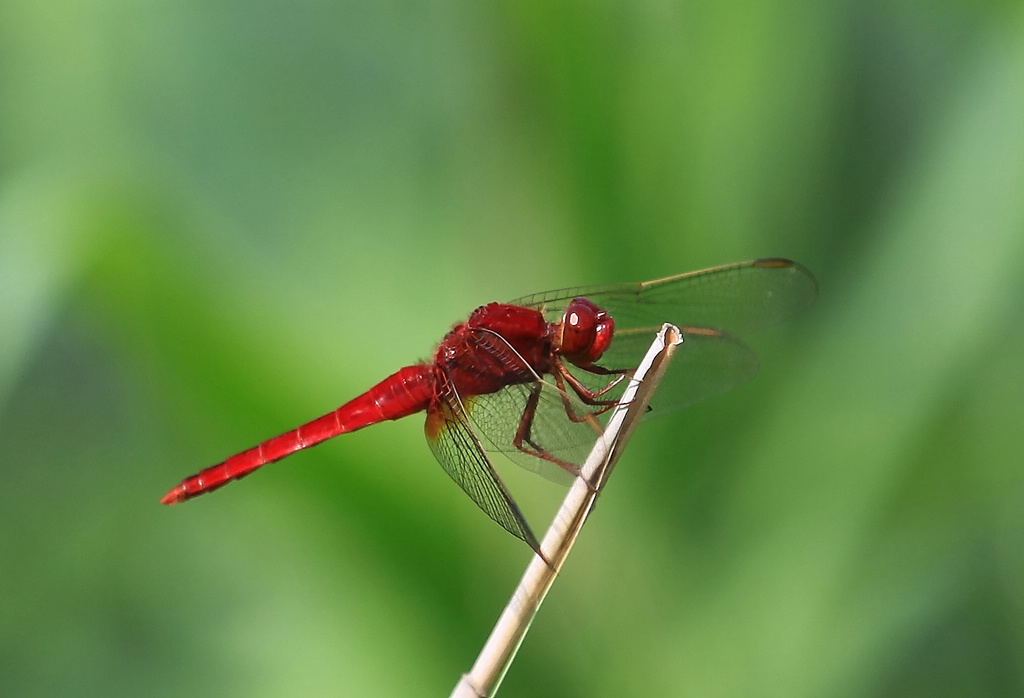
xmin=2 ymin=1 xmax=1023 ymax=696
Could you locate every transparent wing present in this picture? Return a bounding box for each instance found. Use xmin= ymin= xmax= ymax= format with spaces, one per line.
xmin=459 ymin=378 xmax=605 ymax=486
xmin=458 ymin=326 xmax=760 ymax=475
xmin=581 ymin=325 xmax=762 ymax=416
xmin=447 ymin=321 xmax=761 ymax=486
xmin=445 ymin=325 xmax=759 ymax=496
xmin=424 ymin=397 xmax=540 ymax=552
xmin=511 ymin=258 xmax=813 ymax=416
xmin=510 ymin=258 xmax=818 ymax=337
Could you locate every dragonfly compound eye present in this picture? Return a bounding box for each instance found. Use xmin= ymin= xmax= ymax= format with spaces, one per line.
xmin=560 ymin=297 xmax=607 ymax=359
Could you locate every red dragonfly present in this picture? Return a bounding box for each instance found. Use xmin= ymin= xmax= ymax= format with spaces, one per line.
xmin=162 ymin=258 xmax=816 ymax=551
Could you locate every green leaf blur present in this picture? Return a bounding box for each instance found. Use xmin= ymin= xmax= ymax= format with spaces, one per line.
xmin=2 ymin=1 xmax=1022 ymax=696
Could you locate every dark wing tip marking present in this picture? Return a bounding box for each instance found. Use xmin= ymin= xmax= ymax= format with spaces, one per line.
xmin=752 ymin=257 xmax=795 ymax=269
xmin=752 ymin=258 xmax=819 ymax=309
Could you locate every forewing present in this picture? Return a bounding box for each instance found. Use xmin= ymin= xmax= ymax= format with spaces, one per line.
xmin=424 ymin=399 xmax=540 ymax=551
xmin=511 ymin=258 xmax=817 ymax=337
xmin=510 ymin=259 xmax=812 ymax=417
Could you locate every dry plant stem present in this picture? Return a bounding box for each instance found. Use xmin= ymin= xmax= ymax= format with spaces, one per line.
xmin=450 ymin=324 xmax=683 ymax=698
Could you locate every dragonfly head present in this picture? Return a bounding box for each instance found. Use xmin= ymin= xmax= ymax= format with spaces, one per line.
xmin=556 ymin=297 xmax=615 ymax=366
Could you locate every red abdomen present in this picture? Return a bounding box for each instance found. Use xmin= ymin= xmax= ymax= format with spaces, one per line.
xmin=161 ymin=365 xmax=435 ymax=504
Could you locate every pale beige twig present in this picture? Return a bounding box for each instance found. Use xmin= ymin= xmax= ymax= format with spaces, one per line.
xmin=450 ymin=323 xmax=683 ymax=698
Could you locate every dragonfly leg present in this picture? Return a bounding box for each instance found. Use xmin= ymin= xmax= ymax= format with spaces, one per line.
xmin=573 ymin=362 xmax=632 ymax=379
xmin=549 ymin=359 xmax=630 ymax=426
xmin=550 ymin=370 xmax=613 ymax=425
xmin=512 ymin=382 xmax=595 ymax=485
xmin=558 ymin=363 xmax=627 ymax=402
